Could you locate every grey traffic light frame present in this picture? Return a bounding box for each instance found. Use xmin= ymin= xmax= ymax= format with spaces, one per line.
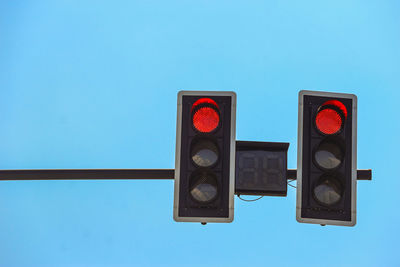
xmin=296 ymin=90 xmax=357 ymax=226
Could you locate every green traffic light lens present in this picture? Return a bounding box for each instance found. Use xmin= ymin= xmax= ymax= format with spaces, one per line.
xmin=190 ymin=172 xmax=218 ymax=203
xmin=313 ymin=175 xmax=343 ymax=206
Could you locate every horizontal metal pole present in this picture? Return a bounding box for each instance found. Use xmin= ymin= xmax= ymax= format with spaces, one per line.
xmin=0 ymin=169 xmax=174 ymax=181
xmin=287 ymin=169 xmax=372 ymax=181
xmin=355 ymin=169 xmax=373 ymax=180
xmin=0 ymin=168 xmax=371 ymax=181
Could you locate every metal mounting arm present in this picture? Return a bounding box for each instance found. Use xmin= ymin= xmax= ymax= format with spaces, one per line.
xmin=0 ymin=168 xmax=371 ymax=181
xmin=287 ymin=169 xmax=372 ymax=181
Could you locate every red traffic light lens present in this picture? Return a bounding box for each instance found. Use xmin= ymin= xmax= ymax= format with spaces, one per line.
xmin=193 ymin=107 xmax=219 ymax=133
xmin=192 ymin=98 xmax=220 ymax=133
xmin=315 ymin=108 xmax=343 ymax=135
xmin=322 ymin=100 xmax=347 ymax=119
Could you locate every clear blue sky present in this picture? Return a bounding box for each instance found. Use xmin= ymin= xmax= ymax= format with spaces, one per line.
xmin=0 ymin=1 xmax=399 ymax=266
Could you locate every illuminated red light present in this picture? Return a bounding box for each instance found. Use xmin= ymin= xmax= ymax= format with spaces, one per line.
xmin=193 ymin=107 xmax=219 ymax=133
xmin=192 ymin=98 xmax=220 ymax=133
xmin=315 ymin=108 xmax=343 ymax=135
xmin=322 ymin=100 xmax=347 ymax=119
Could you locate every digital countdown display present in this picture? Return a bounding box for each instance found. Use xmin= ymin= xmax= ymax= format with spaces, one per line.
xmin=235 ymin=141 xmax=289 ymax=196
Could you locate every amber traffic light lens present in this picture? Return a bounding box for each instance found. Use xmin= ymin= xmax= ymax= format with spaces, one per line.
xmin=191 ymin=139 xmax=219 ymax=167
xmin=314 ymin=141 xmax=343 ymax=170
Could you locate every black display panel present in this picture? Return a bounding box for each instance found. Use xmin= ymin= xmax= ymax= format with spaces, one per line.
xmin=235 ymin=141 xmax=289 ymax=196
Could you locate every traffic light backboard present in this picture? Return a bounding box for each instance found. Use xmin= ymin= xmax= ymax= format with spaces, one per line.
xmin=174 ymin=91 xmax=236 ymax=223
xmin=297 ymin=90 xmax=357 ymax=226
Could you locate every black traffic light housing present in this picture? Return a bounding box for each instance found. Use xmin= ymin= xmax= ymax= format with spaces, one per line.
xmin=173 ymin=91 xmax=236 ymax=223
xmin=297 ymin=90 xmax=357 ymax=226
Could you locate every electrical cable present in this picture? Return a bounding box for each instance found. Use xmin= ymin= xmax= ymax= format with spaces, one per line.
xmin=287 ymin=179 xmax=296 ymax=188
xmin=237 ymin=195 xmax=264 ymax=202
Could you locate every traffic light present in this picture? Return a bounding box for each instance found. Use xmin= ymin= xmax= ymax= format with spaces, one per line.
xmin=296 ymin=90 xmax=357 ymax=226
xmin=173 ymin=91 xmax=236 ymax=223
